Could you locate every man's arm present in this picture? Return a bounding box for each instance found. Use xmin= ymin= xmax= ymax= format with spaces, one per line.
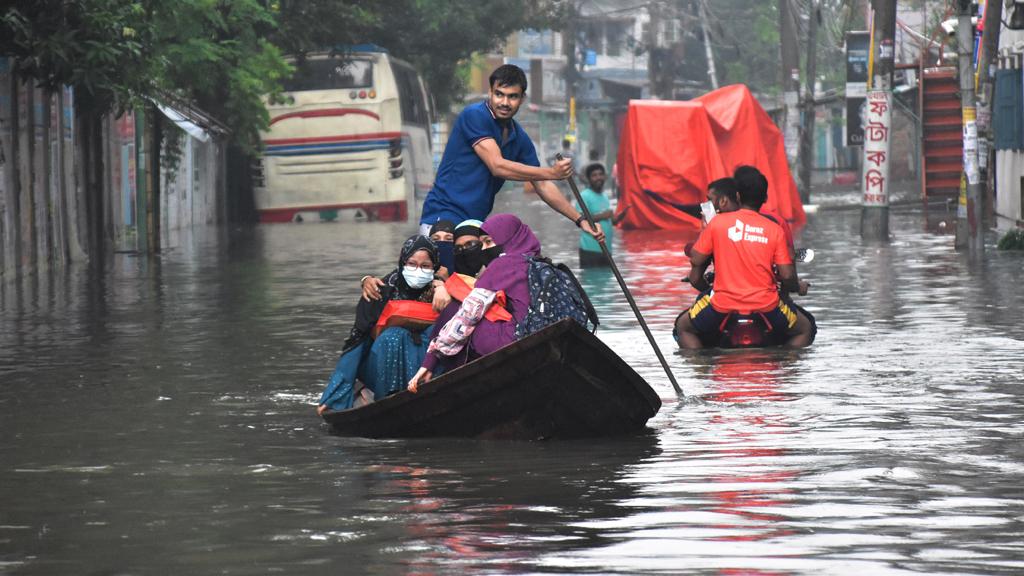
xmin=775 ymin=263 xmax=800 ymax=294
xmin=474 ymin=138 xmax=571 ymax=181
xmin=688 ymin=249 xmax=712 ymax=292
xmin=530 ymin=180 xmax=605 ymax=242
xmin=612 ymin=204 xmax=630 ymax=224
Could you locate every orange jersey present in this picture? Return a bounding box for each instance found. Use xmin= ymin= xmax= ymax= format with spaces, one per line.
xmin=760 ymin=207 xmax=794 ymax=252
xmin=692 ymin=209 xmax=793 ymax=313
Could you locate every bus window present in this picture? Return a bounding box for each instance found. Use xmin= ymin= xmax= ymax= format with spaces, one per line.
xmin=394 ymin=64 xmax=428 ymax=126
xmin=284 ymin=57 xmax=374 ymax=92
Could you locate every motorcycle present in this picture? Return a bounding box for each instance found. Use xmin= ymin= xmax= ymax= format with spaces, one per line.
xmin=677 ymin=248 xmax=816 ymax=349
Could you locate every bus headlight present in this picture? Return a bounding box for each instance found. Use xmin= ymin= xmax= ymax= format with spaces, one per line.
xmin=389 ymin=168 xmax=404 ymax=179
xmin=389 ymin=138 xmax=402 ymax=158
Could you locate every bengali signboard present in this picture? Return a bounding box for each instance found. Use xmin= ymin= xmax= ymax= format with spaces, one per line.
xmin=862 ymin=90 xmax=891 ymax=206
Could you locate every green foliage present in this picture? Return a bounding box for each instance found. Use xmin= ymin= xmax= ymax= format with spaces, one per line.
xmin=3 ymin=0 xmax=559 ymax=147
xmin=271 ymin=0 xmax=558 ymax=113
xmin=997 ymin=229 xmax=1024 ymax=250
xmin=2 ymin=0 xmax=291 ymax=151
xmin=146 ymin=0 xmax=291 ymax=151
xmin=1 ymin=1 xmax=151 ymax=112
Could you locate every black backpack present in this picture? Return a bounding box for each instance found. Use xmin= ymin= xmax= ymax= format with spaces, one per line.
xmin=515 ymin=256 xmax=599 ymax=338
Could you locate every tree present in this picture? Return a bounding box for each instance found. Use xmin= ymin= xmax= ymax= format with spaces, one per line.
xmin=273 ymin=0 xmax=560 ymax=114
xmin=2 ymin=0 xmax=291 ymax=150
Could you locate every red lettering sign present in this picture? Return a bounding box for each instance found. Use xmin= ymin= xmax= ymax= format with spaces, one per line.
xmin=866 ymin=150 xmax=886 ymax=167
xmin=864 ymin=169 xmax=885 ymax=192
xmin=865 ymin=121 xmax=888 ymax=143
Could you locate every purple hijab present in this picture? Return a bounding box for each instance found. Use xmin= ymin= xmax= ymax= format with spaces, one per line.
xmin=476 ymin=214 xmax=540 ymax=319
xmin=467 ymin=214 xmax=541 ymax=355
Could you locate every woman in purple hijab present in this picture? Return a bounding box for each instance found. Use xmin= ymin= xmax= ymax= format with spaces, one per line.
xmin=408 ymin=214 xmax=540 ymax=392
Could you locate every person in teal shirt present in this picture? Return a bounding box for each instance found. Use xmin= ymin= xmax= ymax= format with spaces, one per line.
xmin=575 ymin=163 xmax=629 ymax=267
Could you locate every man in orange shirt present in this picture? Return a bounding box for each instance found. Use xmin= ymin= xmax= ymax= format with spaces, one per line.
xmin=675 ymin=181 xmax=814 ymax=349
xmin=733 ymin=165 xmax=794 ymax=254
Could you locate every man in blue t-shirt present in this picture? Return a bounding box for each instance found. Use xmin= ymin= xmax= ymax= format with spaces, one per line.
xmin=418 ymin=65 xmax=603 ymax=242
xmin=574 ymin=163 xmax=629 ymax=267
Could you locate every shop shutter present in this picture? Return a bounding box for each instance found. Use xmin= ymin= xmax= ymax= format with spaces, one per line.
xmin=993 ymin=68 xmax=1023 ymax=150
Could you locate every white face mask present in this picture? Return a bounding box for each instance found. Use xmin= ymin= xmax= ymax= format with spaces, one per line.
xmin=402 ymin=267 xmax=434 ymax=289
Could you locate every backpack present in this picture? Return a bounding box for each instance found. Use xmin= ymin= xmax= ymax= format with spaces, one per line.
xmin=515 ymin=256 xmax=600 ymax=338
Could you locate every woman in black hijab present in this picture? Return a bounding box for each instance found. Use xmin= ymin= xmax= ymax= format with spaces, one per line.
xmin=319 ymin=235 xmax=439 ymax=413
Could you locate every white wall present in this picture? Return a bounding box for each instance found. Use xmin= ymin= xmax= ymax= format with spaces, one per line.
xmin=995 ymin=27 xmax=1024 ymax=228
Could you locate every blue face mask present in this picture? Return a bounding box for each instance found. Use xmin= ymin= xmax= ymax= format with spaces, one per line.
xmin=402 ymin=267 xmax=434 ymax=289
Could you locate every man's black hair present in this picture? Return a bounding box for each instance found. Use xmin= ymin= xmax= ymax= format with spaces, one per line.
xmin=489 ymin=64 xmax=528 ymax=93
xmin=733 ymin=165 xmax=769 ymax=209
xmin=585 ymin=163 xmax=606 ymax=179
xmin=708 ymin=177 xmax=739 ymax=204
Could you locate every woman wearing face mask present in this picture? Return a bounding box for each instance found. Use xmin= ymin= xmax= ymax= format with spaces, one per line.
xmin=408 ymin=214 xmax=540 ymax=393
xmin=452 ymin=219 xmax=489 ymax=277
xmin=318 ymin=235 xmax=440 ymax=414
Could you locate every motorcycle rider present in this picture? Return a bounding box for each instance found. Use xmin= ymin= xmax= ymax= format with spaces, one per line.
xmin=675 ymin=178 xmax=814 ymax=349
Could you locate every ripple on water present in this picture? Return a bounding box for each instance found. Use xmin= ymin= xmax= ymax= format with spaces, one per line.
xmin=1 ymin=196 xmax=1023 ymax=574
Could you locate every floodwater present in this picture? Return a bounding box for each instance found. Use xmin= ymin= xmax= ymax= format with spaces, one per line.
xmin=2 ymin=190 xmax=1023 ymax=575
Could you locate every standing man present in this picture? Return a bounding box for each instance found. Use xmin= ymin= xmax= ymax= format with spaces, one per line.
xmin=576 ymin=163 xmax=628 ymax=267
xmin=419 ymin=64 xmax=603 ymax=242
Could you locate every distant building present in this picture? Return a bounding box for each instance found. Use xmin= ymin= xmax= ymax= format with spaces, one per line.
xmin=993 ymin=20 xmax=1024 ymax=229
xmin=464 ymin=3 xmax=697 ymax=178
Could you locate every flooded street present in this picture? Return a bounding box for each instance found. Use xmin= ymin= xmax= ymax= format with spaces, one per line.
xmin=2 ymin=190 xmax=1023 ymax=575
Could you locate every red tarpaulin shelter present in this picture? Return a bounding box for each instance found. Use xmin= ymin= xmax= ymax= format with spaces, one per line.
xmin=616 ymin=84 xmax=806 ymax=230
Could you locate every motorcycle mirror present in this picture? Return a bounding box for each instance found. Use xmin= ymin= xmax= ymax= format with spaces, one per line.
xmin=796 ymin=248 xmax=815 ymax=263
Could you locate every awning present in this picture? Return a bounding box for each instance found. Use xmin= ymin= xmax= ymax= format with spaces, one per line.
xmin=154 ymin=102 xmax=210 ymax=142
xmin=149 ymin=95 xmax=228 ymax=142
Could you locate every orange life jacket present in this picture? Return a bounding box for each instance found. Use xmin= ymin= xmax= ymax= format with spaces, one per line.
xmin=372 ymin=300 xmax=439 ymax=338
xmin=444 ymin=274 xmax=513 ymax=322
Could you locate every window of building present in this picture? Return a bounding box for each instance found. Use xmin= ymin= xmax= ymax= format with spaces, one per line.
xmin=587 ymin=21 xmax=604 ymax=55
xmin=605 ymin=20 xmax=629 ymax=57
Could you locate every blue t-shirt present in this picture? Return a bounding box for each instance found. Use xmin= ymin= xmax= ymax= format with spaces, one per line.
xmin=575 ymin=188 xmax=613 ymax=254
xmin=420 ymin=101 xmax=540 ymax=226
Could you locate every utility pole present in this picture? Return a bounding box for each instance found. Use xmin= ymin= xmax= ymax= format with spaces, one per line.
xmin=698 ymin=0 xmax=718 ymax=89
xmin=563 ymin=0 xmax=579 ymax=149
xmin=954 ymin=0 xmax=984 ymax=254
xmin=798 ymin=0 xmax=820 ymax=203
xmin=859 ymin=0 xmax=896 ymax=241
xmin=780 ymin=0 xmax=801 ymax=177
xmin=976 ymin=0 xmax=1003 ymax=227
xmin=564 ymin=1 xmax=578 ymax=113
xmin=647 ymin=2 xmax=663 ymax=98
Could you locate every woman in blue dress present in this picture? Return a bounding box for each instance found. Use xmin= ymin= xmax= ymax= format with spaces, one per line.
xmin=317 ymin=235 xmax=439 ymax=414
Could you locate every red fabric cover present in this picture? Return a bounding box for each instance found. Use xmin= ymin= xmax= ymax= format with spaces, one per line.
xmin=617 ymin=101 xmax=726 ymax=230
xmin=616 ymin=85 xmax=806 ymax=230
xmin=695 ymin=85 xmax=806 ymax=228
xmin=372 ymin=301 xmax=439 ymax=338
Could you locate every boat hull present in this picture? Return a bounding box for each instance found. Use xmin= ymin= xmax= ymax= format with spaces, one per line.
xmin=321 ymin=319 xmax=662 ymax=440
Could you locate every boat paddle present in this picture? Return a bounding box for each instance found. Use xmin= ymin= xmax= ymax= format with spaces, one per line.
xmin=557 ymin=154 xmax=683 ymax=396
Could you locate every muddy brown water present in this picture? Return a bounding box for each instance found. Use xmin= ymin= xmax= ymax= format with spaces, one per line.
xmin=2 ymin=191 xmax=1023 ymax=574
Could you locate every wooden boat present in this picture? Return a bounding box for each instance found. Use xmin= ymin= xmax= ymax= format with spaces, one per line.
xmin=321 ymin=319 xmax=662 ymax=440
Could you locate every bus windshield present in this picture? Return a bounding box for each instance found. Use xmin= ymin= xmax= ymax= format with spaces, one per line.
xmin=284 ymin=57 xmax=374 ymax=92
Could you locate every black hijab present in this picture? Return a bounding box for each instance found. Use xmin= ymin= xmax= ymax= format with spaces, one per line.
xmin=429 ymin=219 xmax=455 ymax=238
xmin=343 ymin=235 xmax=439 ymax=351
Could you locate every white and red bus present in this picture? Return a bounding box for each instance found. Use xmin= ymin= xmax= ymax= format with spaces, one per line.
xmin=254 ymin=47 xmax=434 ymax=222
